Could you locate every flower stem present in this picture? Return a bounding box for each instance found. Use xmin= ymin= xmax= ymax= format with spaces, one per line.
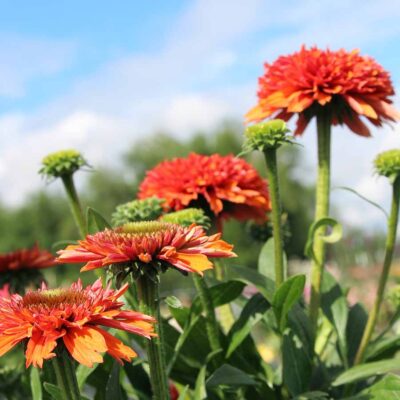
xmin=136 ymin=275 xmax=170 ymax=400
xmin=193 ymin=274 xmax=222 ymax=356
xmin=354 ymin=177 xmax=400 ymax=365
xmin=264 ymin=147 xmax=285 ymax=287
xmin=51 ymin=346 xmax=81 ymax=400
xmin=61 ymin=174 xmax=87 ymax=239
xmin=309 ymin=114 xmax=331 ymax=335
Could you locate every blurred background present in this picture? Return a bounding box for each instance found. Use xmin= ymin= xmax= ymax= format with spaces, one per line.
xmin=0 ymin=0 xmax=400 ymax=305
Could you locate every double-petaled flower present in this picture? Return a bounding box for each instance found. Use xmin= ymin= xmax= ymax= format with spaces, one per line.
xmin=57 ymin=221 xmax=235 ymax=275
xmin=246 ymin=46 xmax=399 ymax=136
xmin=0 ymin=279 xmax=155 ymax=368
xmin=138 ymin=153 xmax=270 ymax=223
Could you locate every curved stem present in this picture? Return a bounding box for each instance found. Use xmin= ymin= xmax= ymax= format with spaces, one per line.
xmin=137 ymin=275 xmax=170 ymax=400
xmin=61 ymin=174 xmax=87 ymax=239
xmin=51 ymin=347 xmax=81 ymax=400
xmin=193 ymin=274 xmax=222 ymax=355
xmin=354 ymin=177 xmax=400 ymax=365
xmin=309 ymin=114 xmax=332 ymax=335
xmin=264 ymin=147 xmax=285 ymax=287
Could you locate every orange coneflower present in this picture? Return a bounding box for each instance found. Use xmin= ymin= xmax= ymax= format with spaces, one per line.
xmin=0 ymin=245 xmax=56 ymax=292
xmin=0 ymin=245 xmax=55 ymax=272
xmin=57 ymin=221 xmax=235 ymax=275
xmin=0 ymin=279 xmax=155 ymax=368
xmin=138 ymin=153 xmax=270 ymax=223
xmin=246 ymin=46 xmax=399 ymax=136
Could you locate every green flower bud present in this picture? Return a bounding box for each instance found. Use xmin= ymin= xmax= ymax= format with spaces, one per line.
xmin=161 ymin=208 xmax=211 ymax=229
xmin=243 ymin=119 xmax=293 ymax=153
xmin=112 ymin=198 xmax=164 ymax=226
xmin=39 ymin=149 xmax=88 ymax=179
xmin=374 ymin=149 xmax=400 ymax=182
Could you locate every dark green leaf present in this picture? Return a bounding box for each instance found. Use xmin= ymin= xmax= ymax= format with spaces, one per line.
xmin=43 ymin=383 xmax=63 ymax=400
xmin=30 ymin=367 xmax=42 ymax=400
xmin=366 ymin=336 xmax=400 ymax=362
xmin=206 ymin=364 xmax=256 ymax=387
xmin=293 ymin=391 xmax=330 ymax=399
xmin=124 ymin=362 xmax=151 ymax=399
xmin=258 ymin=238 xmax=287 ymax=281
xmin=76 ymin=365 xmax=94 ymax=390
xmin=226 ymin=293 xmax=270 ymax=358
xmin=226 ymin=265 xmax=275 ymax=302
xmin=86 ymin=207 xmax=111 ymax=234
xmin=105 ymin=362 xmax=121 ymax=400
xmin=321 ymin=270 xmax=348 ymax=365
xmin=346 ymin=303 xmax=368 ymax=365
xmin=194 ymin=366 xmax=207 ymax=400
xmin=191 ymin=280 xmax=246 ymax=314
xmin=333 ymin=359 xmax=400 ymax=386
xmin=273 ymin=274 xmax=306 ymax=331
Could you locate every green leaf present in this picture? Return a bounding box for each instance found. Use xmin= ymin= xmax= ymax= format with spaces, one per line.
xmin=191 ymin=280 xmax=246 ymax=314
xmin=273 ymin=275 xmax=306 ymax=332
xmin=76 ymin=365 xmax=94 ymax=390
xmin=124 ymin=361 xmax=151 ymax=399
xmin=226 ymin=293 xmax=270 ymax=358
xmin=293 ymin=391 xmax=330 ymax=400
xmin=30 ymin=367 xmax=42 ymax=400
xmin=177 ymin=385 xmax=189 ymax=400
xmin=321 ymin=270 xmax=348 ymax=365
xmin=165 ymin=296 xmax=183 ymax=309
xmin=334 ymin=186 xmax=388 ymax=219
xmin=194 ymin=366 xmax=207 ymax=400
xmin=43 ymin=383 xmax=63 ymax=400
xmin=258 ymin=238 xmax=287 ymax=281
xmin=105 ymin=362 xmax=121 ymax=400
xmin=304 ymin=217 xmax=343 ymax=260
xmin=366 ymin=336 xmax=400 ymax=361
xmin=206 ymin=364 xmax=256 ymax=387
xmin=346 ymin=303 xmax=368 ymax=365
xmin=226 ymin=265 xmax=275 ymax=302
xmin=86 ymin=207 xmax=111 ymax=234
xmin=333 ymin=359 xmax=400 ymax=386
xmin=367 ymin=374 xmax=400 ymax=398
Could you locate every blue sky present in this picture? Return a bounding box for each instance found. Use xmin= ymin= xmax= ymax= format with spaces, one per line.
xmin=0 ymin=0 xmax=400 ymax=228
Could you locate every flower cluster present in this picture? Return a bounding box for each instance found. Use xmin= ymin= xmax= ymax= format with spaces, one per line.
xmin=139 ymin=153 xmax=271 ymax=222
xmin=57 ymin=221 xmax=235 ymax=275
xmin=246 ymin=46 xmax=399 ymax=136
xmin=374 ymin=149 xmax=400 ymax=181
xmin=161 ymin=208 xmax=211 ymax=230
xmin=0 ymin=279 xmax=155 ymax=368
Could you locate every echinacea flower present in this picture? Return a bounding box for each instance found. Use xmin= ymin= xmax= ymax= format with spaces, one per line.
xmin=0 ymin=279 xmax=155 ymax=368
xmin=57 ymin=221 xmax=235 ymax=275
xmin=138 ymin=153 xmax=271 ymax=223
xmin=0 ymin=284 xmax=10 ymax=298
xmin=0 ymin=245 xmax=56 ymax=291
xmin=246 ymin=46 xmax=399 ymax=136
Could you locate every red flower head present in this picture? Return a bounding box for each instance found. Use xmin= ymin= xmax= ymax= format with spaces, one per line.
xmin=0 ymin=245 xmax=55 ymax=272
xmin=0 ymin=245 xmax=56 ymax=292
xmin=0 ymin=284 xmax=10 ymax=298
xmin=138 ymin=153 xmax=271 ymax=223
xmin=0 ymin=279 xmax=155 ymax=368
xmin=57 ymin=221 xmax=236 ymax=275
xmin=246 ymin=46 xmax=399 ymax=136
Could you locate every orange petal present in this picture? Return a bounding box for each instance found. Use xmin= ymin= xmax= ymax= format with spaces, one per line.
xmin=63 ymin=326 xmax=107 ymax=367
xmin=92 ymin=327 xmax=137 ymax=364
xmin=0 ymin=330 xmax=28 ymax=358
xmin=25 ymin=329 xmax=58 ymax=368
xmin=345 ymin=95 xmax=378 ymax=119
xmin=174 ymin=252 xmax=213 ymax=274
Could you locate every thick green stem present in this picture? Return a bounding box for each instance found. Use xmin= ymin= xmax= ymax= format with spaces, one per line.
xmin=51 ymin=347 xmax=81 ymax=400
xmin=137 ymin=275 xmax=170 ymax=400
xmin=354 ymin=178 xmax=400 ymax=365
xmin=193 ymin=274 xmax=222 ymax=355
xmin=264 ymin=147 xmax=285 ymax=287
xmin=309 ymin=114 xmax=331 ymax=335
xmin=61 ymin=174 xmax=87 ymax=239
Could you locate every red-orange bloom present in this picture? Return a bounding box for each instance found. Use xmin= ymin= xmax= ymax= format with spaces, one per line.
xmin=0 ymin=279 xmax=155 ymax=368
xmin=0 ymin=245 xmax=55 ymax=272
xmin=57 ymin=221 xmax=236 ymax=275
xmin=246 ymin=46 xmax=399 ymax=136
xmin=138 ymin=153 xmax=270 ymax=222
xmin=0 ymin=284 xmax=9 ymax=298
